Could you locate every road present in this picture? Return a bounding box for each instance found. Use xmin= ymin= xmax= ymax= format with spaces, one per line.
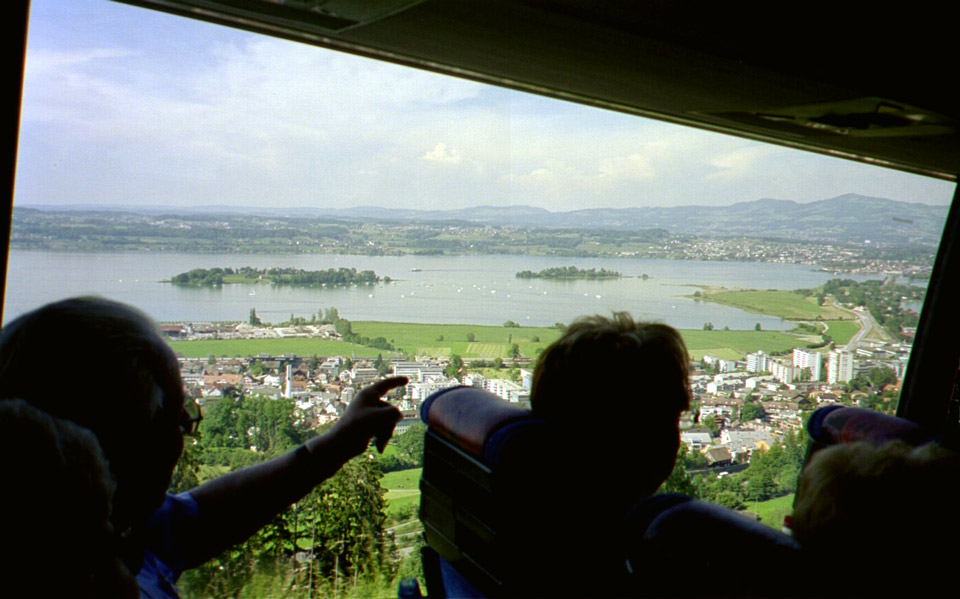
xmin=846 ymin=307 xmax=872 ymax=349
xmin=833 ymin=299 xmax=890 ymax=351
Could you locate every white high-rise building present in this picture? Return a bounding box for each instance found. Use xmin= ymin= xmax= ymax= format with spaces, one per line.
xmin=284 ymin=364 xmax=292 ymax=399
xmin=770 ymin=360 xmax=798 ymax=384
xmin=828 ymin=350 xmax=856 ymax=384
xmin=746 ymin=351 xmax=771 ymax=373
xmin=793 ymin=348 xmax=823 ymax=381
xmin=393 ymin=360 xmax=445 ymax=382
xmin=717 ymin=359 xmax=738 ymax=373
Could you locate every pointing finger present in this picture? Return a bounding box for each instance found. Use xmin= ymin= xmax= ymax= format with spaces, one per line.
xmin=361 ymin=376 xmax=409 ymax=401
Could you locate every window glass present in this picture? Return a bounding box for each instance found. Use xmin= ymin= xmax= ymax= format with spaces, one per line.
xmin=9 ymin=0 xmax=956 ymax=593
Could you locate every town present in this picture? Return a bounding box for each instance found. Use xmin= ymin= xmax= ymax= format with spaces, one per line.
xmin=168 ymin=319 xmax=908 ymax=474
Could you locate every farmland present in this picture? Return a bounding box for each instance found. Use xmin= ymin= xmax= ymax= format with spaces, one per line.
xmin=168 ymin=321 xmax=819 ymax=361
xmin=696 ymin=288 xmax=851 ymax=321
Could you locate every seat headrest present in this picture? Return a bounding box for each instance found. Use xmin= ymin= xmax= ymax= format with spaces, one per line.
xmin=421 ymin=385 xmax=538 ymax=460
xmin=623 ymin=497 xmax=801 ymax=597
xmin=640 ymin=498 xmax=800 ymax=551
xmin=807 ymin=405 xmax=930 ymax=447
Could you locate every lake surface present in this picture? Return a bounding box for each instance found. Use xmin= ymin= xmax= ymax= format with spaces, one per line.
xmin=3 ymin=250 xmax=882 ymax=329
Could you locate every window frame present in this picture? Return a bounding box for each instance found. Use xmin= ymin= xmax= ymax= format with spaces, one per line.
xmin=3 ymin=1 xmax=958 ymax=429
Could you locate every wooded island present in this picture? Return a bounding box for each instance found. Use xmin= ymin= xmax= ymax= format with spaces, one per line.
xmin=515 ymin=266 xmax=622 ymax=279
xmin=170 ymin=266 xmax=385 ymax=287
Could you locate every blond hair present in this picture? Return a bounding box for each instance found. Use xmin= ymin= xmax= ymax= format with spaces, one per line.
xmin=794 ymin=441 xmax=960 ymax=545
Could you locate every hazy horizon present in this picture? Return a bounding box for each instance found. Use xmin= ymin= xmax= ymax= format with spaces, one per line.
xmin=15 ymin=191 xmax=953 ymax=214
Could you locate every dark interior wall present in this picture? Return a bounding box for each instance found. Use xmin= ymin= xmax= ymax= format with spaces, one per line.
xmin=1 ymin=1 xmax=30 ymax=324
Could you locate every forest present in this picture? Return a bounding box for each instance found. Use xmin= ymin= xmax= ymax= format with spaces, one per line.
xmin=173 ymin=392 xmax=424 ymax=598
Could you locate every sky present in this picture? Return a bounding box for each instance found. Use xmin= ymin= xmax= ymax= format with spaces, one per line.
xmin=13 ymin=0 xmax=956 ymax=213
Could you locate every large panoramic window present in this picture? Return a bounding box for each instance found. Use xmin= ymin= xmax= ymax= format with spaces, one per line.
xmin=8 ymin=0 xmax=956 ymax=596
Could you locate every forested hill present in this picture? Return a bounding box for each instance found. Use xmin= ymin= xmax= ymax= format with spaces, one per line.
xmin=17 ymin=194 xmax=947 ymax=246
xmin=301 ymin=194 xmax=946 ymax=246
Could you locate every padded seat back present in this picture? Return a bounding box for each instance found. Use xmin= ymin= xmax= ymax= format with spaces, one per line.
xmin=622 ymin=495 xmax=801 ymax=597
xmin=419 ymin=385 xmax=555 ymax=597
xmin=418 ymin=386 xmax=804 ymax=598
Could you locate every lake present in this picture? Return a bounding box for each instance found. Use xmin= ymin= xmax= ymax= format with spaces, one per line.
xmin=3 ymin=250 xmax=880 ymax=329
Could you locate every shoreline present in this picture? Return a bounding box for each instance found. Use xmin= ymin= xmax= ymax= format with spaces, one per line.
xmin=7 ymin=246 xmax=925 ymax=278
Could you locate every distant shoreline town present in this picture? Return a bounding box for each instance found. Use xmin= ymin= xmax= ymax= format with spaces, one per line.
xmin=11 ymin=194 xmax=943 ymax=277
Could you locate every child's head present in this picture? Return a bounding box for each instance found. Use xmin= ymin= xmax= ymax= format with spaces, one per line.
xmin=792 ymin=440 xmax=960 ymax=588
xmin=530 ymin=313 xmax=691 ymax=500
xmin=0 ymin=399 xmax=139 ymax=598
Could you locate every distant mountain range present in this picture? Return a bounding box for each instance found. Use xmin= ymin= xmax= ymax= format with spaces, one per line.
xmin=20 ymin=194 xmax=949 ymax=246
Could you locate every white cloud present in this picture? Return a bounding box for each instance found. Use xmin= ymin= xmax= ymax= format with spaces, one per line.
xmin=705 ymin=145 xmax=779 ymax=183
xmin=422 ymin=142 xmax=463 ymax=164
xmin=596 ymin=153 xmax=655 ymax=181
xmin=23 ymin=47 xmax=134 ymax=76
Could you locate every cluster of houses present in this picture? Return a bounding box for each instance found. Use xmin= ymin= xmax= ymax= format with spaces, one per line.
xmin=683 ymin=341 xmax=908 ymax=466
xmin=178 ymin=336 xmax=907 ymax=468
xmin=709 ymin=343 xmax=910 ymax=387
xmin=181 ymin=353 xmax=532 ymax=436
xmin=161 ymin=321 xmax=341 ymax=341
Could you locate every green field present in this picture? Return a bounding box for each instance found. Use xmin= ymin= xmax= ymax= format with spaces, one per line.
xmin=382 ymin=468 xmax=422 ymax=515
xmin=355 ymin=321 xmax=816 ymax=361
xmin=680 ymin=330 xmax=806 ymax=360
xmin=823 ymin=320 xmax=859 ymax=346
xmin=167 ymin=319 xmax=833 ymax=362
xmin=466 ymin=342 xmax=508 ymax=358
xmin=698 ymin=288 xmax=850 ymax=321
xmin=352 ymin=321 xmax=563 ymax=359
xmin=740 ymin=493 xmax=795 ymax=530
xmin=167 ymin=337 xmax=391 ymax=359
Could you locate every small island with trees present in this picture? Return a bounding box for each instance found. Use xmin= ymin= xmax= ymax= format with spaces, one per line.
xmin=169 ymin=266 xmax=386 ymax=288
xmin=515 ymin=266 xmax=623 ymax=280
